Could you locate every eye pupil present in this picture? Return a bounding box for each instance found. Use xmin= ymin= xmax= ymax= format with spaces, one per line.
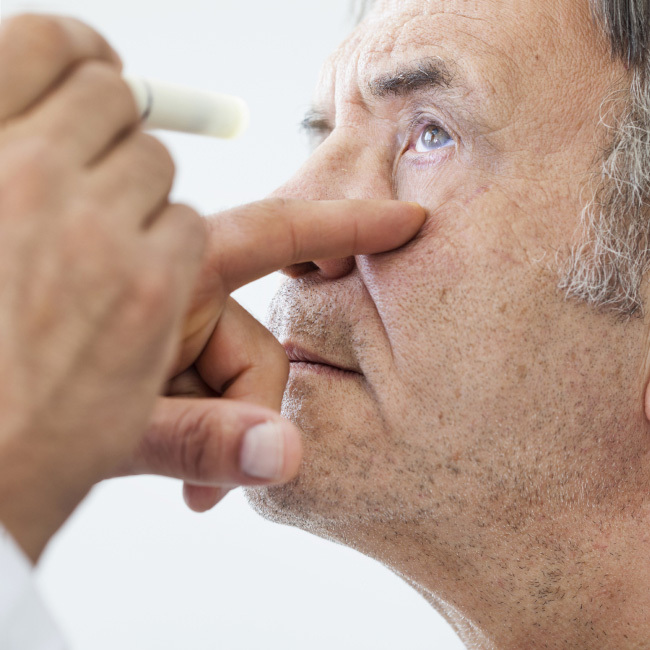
xmin=424 ymin=126 xmax=440 ymax=146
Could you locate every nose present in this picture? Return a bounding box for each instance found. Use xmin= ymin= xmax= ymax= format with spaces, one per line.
xmin=272 ymin=131 xmax=393 ymax=280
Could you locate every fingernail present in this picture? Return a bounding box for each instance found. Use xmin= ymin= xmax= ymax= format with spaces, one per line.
xmin=407 ymin=201 xmax=422 ymax=210
xmin=240 ymin=422 xmax=285 ymax=480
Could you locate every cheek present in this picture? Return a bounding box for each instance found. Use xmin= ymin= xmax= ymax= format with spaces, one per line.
xmin=357 ymin=217 xmax=466 ymax=331
xmin=356 ymin=189 xmax=485 ymax=372
xmin=355 ymin=215 xmax=469 ymax=413
xmin=355 ymin=190 xmax=561 ymax=427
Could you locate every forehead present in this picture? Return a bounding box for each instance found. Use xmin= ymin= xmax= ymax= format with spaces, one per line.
xmin=317 ymin=0 xmax=605 ymax=115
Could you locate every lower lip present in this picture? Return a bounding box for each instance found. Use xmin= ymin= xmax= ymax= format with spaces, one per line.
xmin=289 ymin=361 xmax=361 ymax=379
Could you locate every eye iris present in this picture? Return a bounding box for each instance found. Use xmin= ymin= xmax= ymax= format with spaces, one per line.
xmin=415 ymin=124 xmax=452 ymax=153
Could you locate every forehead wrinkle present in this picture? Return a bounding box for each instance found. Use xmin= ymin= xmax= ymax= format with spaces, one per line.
xmin=369 ymin=0 xmax=512 ymax=23
xmin=356 ymin=13 xmax=513 ymax=101
xmin=314 ymin=0 xmax=542 ymax=138
xmin=360 ymin=2 xmax=554 ymax=93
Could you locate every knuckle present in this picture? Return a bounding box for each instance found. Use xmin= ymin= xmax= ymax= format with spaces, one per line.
xmin=70 ymin=60 xmax=134 ymax=113
xmin=137 ymin=132 xmax=175 ymax=176
xmin=0 ymin=14 xmax=72 ymax=64
xmin=168 ymin=204 xmax=206 ymax=257
xmin=129 ymin=132 xmax=176 ymax=192
xmin=178 ymin=409 xmax=224 ymax=481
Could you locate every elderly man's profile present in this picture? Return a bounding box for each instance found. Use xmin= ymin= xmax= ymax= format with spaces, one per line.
xmin=245 ymin=0 xmax=650 ymax=647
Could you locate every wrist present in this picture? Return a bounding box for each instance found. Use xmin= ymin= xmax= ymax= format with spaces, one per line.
xmin=0 ymin=438 xmax=91 ymax=563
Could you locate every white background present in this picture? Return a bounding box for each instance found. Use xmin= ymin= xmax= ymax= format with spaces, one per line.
xmin=0 ymin=1 xmax=465 ymax=648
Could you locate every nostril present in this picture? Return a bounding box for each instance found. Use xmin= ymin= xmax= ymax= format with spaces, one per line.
xmin=281 ymin=257 xmax=355 ymax=280
xmin=281 ymin=261 xmax=319 ymax=278
xmin=313 ymin=256 xmax=356 ymax=279
xmin=313 ymin=257 xmax=355 ymax=280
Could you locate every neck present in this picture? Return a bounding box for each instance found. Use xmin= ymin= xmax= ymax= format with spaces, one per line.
xmin=338 ymin=506 xmax=650 ymax=649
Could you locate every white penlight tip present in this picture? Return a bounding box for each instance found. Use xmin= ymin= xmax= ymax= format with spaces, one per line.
xmin=123 ymin=75 xmax=249 ymax=140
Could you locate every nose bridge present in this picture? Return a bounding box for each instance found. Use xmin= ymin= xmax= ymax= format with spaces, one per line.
xmin=274 ymin=126 xmax=395 ymax=282
xmin=273 ymin=129 xmax=394 ymax=202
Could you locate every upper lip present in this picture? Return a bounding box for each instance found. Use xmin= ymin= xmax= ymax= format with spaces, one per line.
xmin=283 ymin=343 xmax=362 ymax=375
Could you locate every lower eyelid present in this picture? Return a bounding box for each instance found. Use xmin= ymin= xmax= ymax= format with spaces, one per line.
xmin=401 ymin=143 xmax=456 ymax=169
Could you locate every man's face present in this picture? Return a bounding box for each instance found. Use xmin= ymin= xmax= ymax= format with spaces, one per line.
xmin=249 ymin=0 xmax=646 ymax=552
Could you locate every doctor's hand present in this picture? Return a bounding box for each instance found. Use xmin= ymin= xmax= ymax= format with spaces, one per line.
xmin=118 ymin=198 xmax=426 ymax=512
xmin=0 ymin=14 xmax=205 ymax=562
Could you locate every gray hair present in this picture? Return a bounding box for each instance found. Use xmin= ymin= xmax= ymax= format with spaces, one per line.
xmin=559 ymin=0 xmax=650 ymax=317
xmin=354 ymin=0 xmax=650 ymax=317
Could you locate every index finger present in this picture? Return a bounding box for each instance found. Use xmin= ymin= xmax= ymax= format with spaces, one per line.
xmin=0 ymin=13 xmax=123 ymax=121
xmin=204 ymin=199 xmax=426 ymax=293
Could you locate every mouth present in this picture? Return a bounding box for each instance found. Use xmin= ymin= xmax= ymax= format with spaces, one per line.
xmin=283 ymin=343 xmax=362 ymax=378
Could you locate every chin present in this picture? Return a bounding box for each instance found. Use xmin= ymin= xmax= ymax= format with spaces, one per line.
xmin=245 ymin=369 xmax=446 ymax=541
xmin=245 ymin=381 xmax=402 ymax=541
xmin=243 ymin=442 xmax=353 ymax=539
xmin=244 ymin=480 xmax=326 ymax=532
xmin=244 ymin=373 xmax=372 ymax=536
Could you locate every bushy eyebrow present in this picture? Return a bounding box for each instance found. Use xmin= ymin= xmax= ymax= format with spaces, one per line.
xmin=368 ymin=57 xmax=455 ymax=98
xmin=300 ymin=57 xmax=459 ymax=137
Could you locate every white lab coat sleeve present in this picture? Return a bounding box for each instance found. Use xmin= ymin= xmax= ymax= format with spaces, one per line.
xmin=0 ymin=524 xmax=69 ymax=650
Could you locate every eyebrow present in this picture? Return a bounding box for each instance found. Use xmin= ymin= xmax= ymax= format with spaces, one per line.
xmin=300 ymin=109 xmax=332 ymax=135
xmin=300 ymin=57 xmax=457 ymax=135
xmin=368 ymin=57 xmax=455 ymax=98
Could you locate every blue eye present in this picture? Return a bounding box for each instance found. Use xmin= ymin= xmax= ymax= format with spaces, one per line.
xmin=414 ymin=124 xmax=453 ymax=153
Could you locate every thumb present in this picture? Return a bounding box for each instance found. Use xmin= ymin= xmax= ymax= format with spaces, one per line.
xmin=120 ymin=397 xmax=302 ymax=488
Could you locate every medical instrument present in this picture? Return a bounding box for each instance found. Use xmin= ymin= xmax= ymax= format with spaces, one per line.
xmin=124 ymin=75 xmax=249 ymax=139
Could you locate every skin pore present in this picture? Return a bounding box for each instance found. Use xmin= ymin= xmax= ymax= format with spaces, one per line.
xmin=247 ymin=0 xmax=650 ymax=647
